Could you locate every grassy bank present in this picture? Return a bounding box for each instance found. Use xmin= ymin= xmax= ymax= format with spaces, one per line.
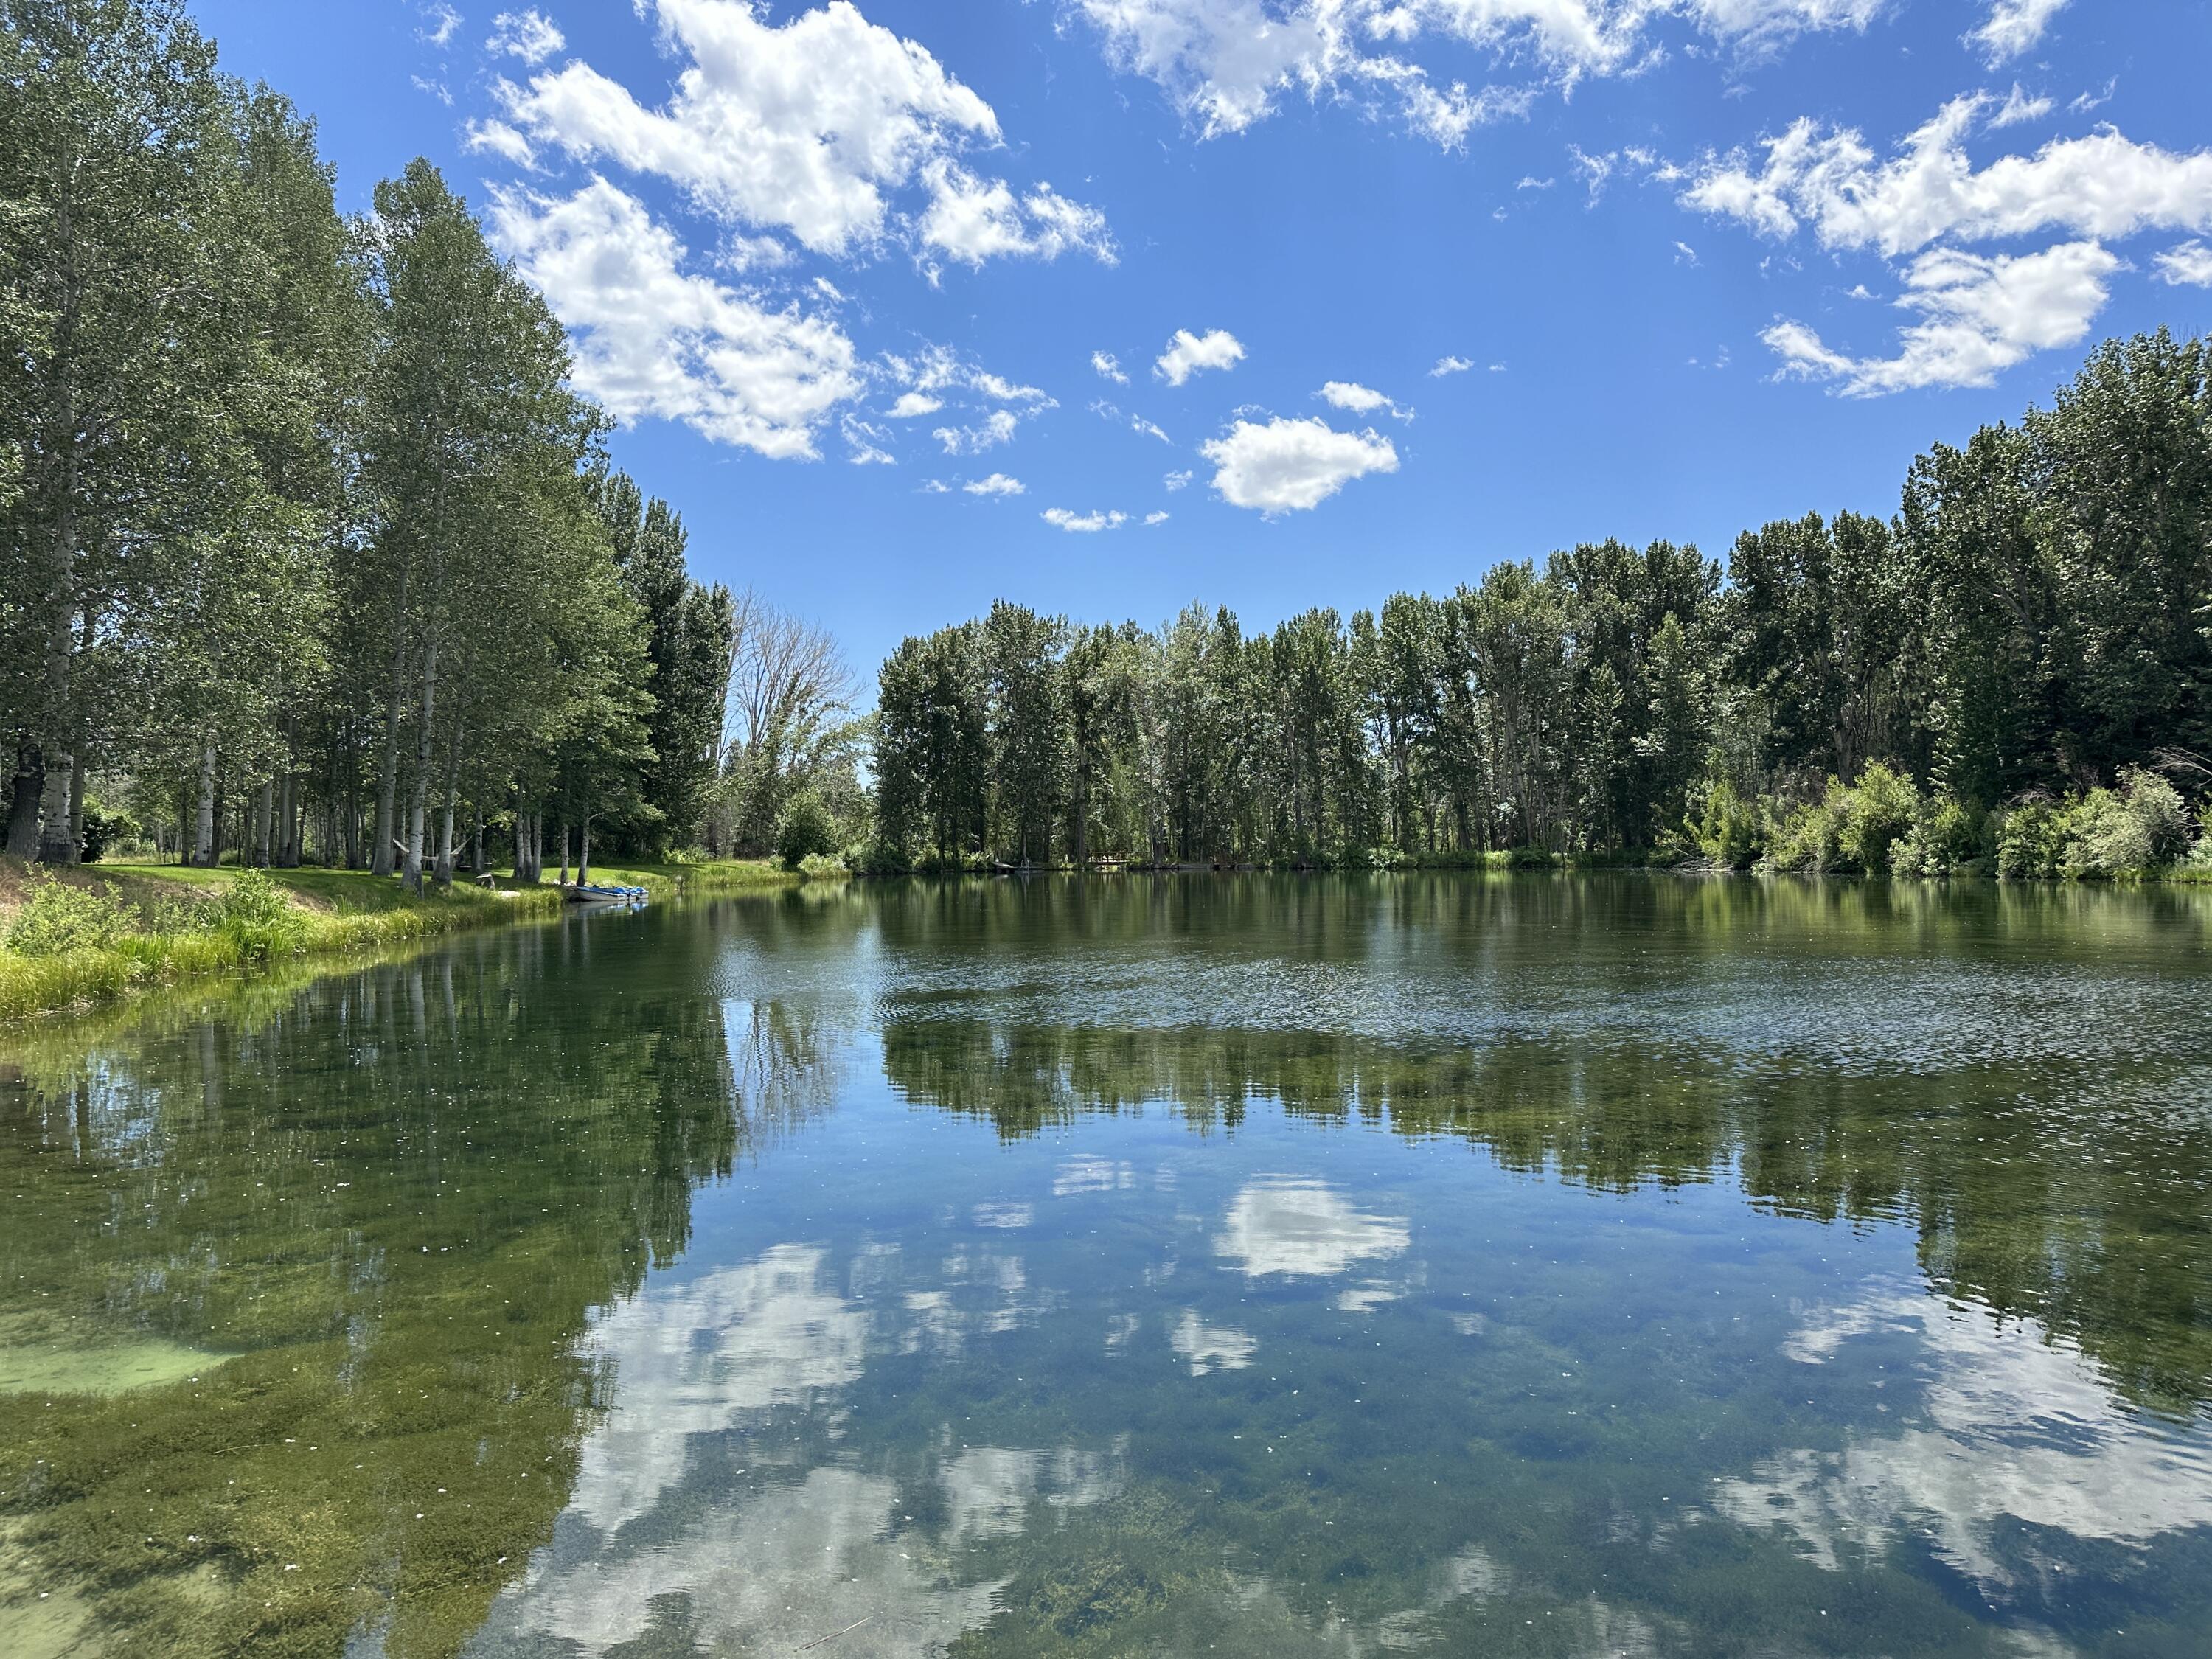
xmin=0 ymin=858 xmax=796 ymax=1023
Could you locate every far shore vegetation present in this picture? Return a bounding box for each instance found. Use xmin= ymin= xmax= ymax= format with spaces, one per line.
xmin=6 ymin=3 xmax=2211 ymax=1030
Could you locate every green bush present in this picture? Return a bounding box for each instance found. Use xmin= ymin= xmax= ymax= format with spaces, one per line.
xmin=775 ymin=792 xmax=839 ymax=870
xmin=796 ymin=851 xmax=849 ymax=880
xmin=1686 ymin=779 xmax=1765 ymax=869
xmin=5 ymin=877 xmax=139 ymax=957
xmin=1836 ymin=763 xmax=1919 ymax=874
xmin=213 ymin=869 xmax=310 ymax=961
xmin=1893 ymin=795 xmax=1986 ymax=876
xmin=2062 ymin=768 xmax=2191 ymax=877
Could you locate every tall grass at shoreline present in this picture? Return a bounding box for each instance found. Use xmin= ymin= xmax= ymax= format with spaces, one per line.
xmin=0 ymin=858 xmax=797 ymax=1023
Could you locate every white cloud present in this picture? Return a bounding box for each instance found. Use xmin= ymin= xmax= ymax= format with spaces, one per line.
xmin=888 ymin=391 xmax=942 ymax=417
xmin=935 ymin=408 xmax=1022 ymax=454
xmin=1075 ymin=0 xmax=1877 ymax=145
xmin=917 ymin=160 xmax=1116 ymax=267
xmin=841 ymin=413 xmax=895 ymax=464
xmin=1683 ymin=95 xmax=2212 ymax=259
xmin=1989 ymin=83 xmax=2052 ymax=130
xmin=1318 ymin=379 xmax=1388 ymax=412
xmin=1155 ymin=326 xmax=1245 ymax=386
xmin=490 ymin=177 xmax=862 ymax=458
xmin=1043 ymin=507 xmax=1130 ymax=532
xmin=1968 ymin=0 xmax=2068 ymax=68
xmin=921 ymin=479 xmax=950 ymax=493
xmin=464 ymin=118 xmax=537 ymax=168
xmin=498 ymin=0 xmax=1105 ymax=265
xmin=1092 ymin=349 xmax=1130 ymax=383
xmin=488 ymin=7 xmax=563 ymax=64
xmin=964 ymin=472 xmax=1026 ymax=495
xmin=418 ymin=3 xmax=461 ymax=47
xmin=1318 ymin=380 xmax=1412 ymax=420
xmin=1201 ymin=416 xmax=1399 ymax=513
xmin=1764 ymin=240 xmax=2118 ymax=395
xmin=1144 ymin=510 xmax=1170 ymax=525
xmin=1132 ymin=414 xmax=1172 ymax=442
xmin=1164 ymin=468 xmax=1194 ymax=490
xmin=1429 ymin=354 xmax=1473 ymax=376
xmin=1685 ymin=92 xmax=2212 ymax=392
xmin=412 ymin=75 xmax=453 ymax=105
xmin=973 ymin=371 xmax=1053 ymax=403
xmin=1216 ymin=1178 xmax=1409 ymax=1277
xmin=2154 ymin=240 xmax=2212 ymax=286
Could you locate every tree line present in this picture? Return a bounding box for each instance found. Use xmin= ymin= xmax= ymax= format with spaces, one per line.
xmin=872 ymin=330 xmax=2212 ymax=876
xmin=1 ymin=0 xmax=858 ymax=887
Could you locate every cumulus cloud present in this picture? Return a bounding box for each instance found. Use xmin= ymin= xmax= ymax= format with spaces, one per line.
xmin=964 ymin=472 xmax=1026 ymax=495
xmin=1200 ymin=417 xmax=1399 ymax=513
xmin=1763 ymin=240 xmax=2118 ymax=396
xmin=1683 ymin=95 xmax=2212 ymax=258
xmin=1318 ymin=380 xmax=1412 ymax=420
xmin=1155 ymin=326 xmax=1245 ymax=386
xmin=888 ymin=391 xmax=943 ymax=417
xmin=488 ymin=7 xmax=563 ymax=63
xmin=1429 ymin=354 xmax=1473 ymax=376
xmin=1144 ymin=510 xmax=1170 ymax=525
xmin=490 ymin=178 xmax=862 ymax=458
xmin=2154 ymin=240 xmax=2212 ymax=286
xmin=917 ymin=160 xmax=1116 ymax=266
xmin=495 ymin=0 xmax=1107 ymax=265
xmin=1092 ymin=349 xmax=1130 ymax=383
xmin=1132 ymin=414 xmax=1172 ymax=442
xmin=1686 ymin=92 xmax=2212 ymax=391
xmin=1075 ymin=0 xmax=1877 ymax=145
xmin=1969 ymin=0 xmax=2068 ymax=67
xmin=1043 ymin=507 xmax=1130 ymax=532
xmin=464 ymin=118 xmax=537 ymax=168
xmin=1164 ymin=468 xmax=1194 ymax=490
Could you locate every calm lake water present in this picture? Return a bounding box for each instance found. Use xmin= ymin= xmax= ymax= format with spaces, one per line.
xmin=4 ymin=876 xmax=2211 ymax=1658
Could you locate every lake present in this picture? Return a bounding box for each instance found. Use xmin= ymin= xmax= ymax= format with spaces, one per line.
xmin=4 ymin=875 xmax=2211 ymax=1658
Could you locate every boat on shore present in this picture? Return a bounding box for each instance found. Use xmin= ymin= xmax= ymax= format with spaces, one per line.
xmin=563 ymin=882 xmax=648 ymax=905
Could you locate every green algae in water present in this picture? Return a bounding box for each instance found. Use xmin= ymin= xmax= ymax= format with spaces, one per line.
xmin=3 ymin=877 xmax=2212 ymax=1657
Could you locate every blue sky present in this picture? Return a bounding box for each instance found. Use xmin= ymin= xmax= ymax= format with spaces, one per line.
xmin=192 ymin=0 xmax=2212 ymax=676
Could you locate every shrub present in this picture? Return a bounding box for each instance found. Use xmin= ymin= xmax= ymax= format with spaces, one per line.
xmin=775 ymin=792 xmax=838 ymax=870
xmin=797 ymin=852 xmax=849 ymax=880
xmin=1893 ymin=795 xmax=1986 ymax=877
xmin=1686 ymin=779 xmax=1764 ymax=869
xmin=2062 ymin=768 xmax=2191 ymax=878
xmin=213 ymin=869 xmax=310 ymax=961
xmin=5 ymin=877 xmax=138 ymax=957
xmin=1995 ymin=799 xmax=2066 ymax=879
xmin=1835 ymin=763 xmax=1919 ymax=874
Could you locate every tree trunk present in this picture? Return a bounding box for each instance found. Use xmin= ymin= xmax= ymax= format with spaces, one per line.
xmin=253 ymin=780 xmax=274 ymax=866
xmin=5 ymin=745 xmax=43 ymax=860
xmin=435 ymin=778 xmax=457 ymax=885
xmin=193 ymin=742 xmax=218 ymax=867
xmin=578 ymin=818 xmax=591 ymax=887
xmin=557 ymin=819 xmax=568 ymax=888
xmin=471 ymin=809 xmax=484 ymax=877
xmin=372 ymin=564 xmax=413 ymax=878
xmin=403 ymin=640 xmax=438 ymax=893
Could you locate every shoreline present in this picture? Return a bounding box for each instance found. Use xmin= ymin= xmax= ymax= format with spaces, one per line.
xmin=0 ymin=859 xmax=800 ymax=1027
